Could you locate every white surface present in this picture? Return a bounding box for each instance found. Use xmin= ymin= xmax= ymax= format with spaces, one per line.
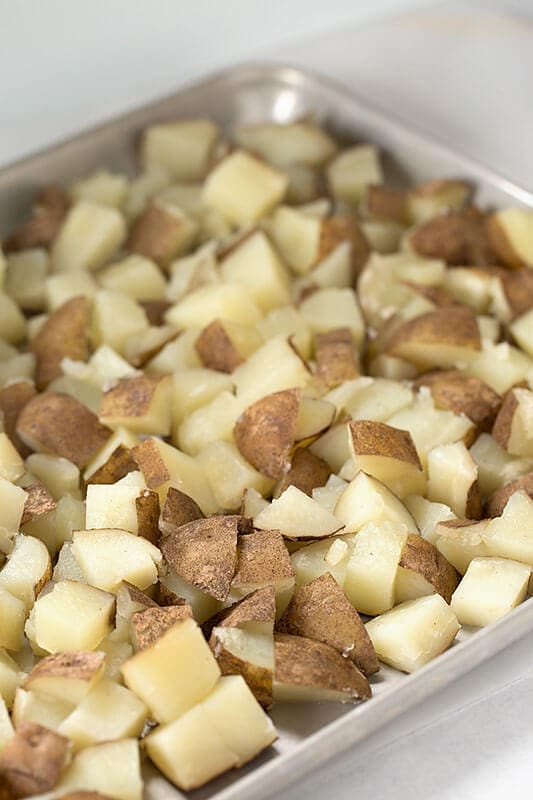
xmin=2 ymin=1 xmax=533 ymax=799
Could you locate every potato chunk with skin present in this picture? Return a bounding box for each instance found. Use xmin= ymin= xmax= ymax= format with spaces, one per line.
xmin=0 ymin=381 xmax=36 ymax=458
xmin=57 ymin=738 xmax=143 ymax=800
xmin=23 ymin=651 xmax=105 ymax=705
xmin=127 ymin=202 xmax=198 ymax=267
xmin=326 ymin=145 xmax=383 ymax=204
xmin=220 ymin=229 xmax=291 ymax=312
xmin=160 ymin=516 xmax=239 ymax=602
xmin=396 ymin=534 xmax=460 ymax=604
xmin=426 ymin=441 xmax=482 ymax=519
xmin=274 ymin=633 xmax=370 ymax=703
xmin=203 ymin=151 xmax=288 ymax=227
xmin=348 ymin=420 xmax=425 ymax=500
xmin=234 ymin=388 xmax=300 ymax=480
xmin=99 ymin=374 xmax=172 ymax=436
xmin=235 ymin=122 xmax=337 ymax=167
xmin=276 ymin=447 xmax=331 ymax=498
xmin=51 ymin=201 xmax=126 ymax=273
xmin=451 ymin=557 xmax=530 ymax=627
xmin=344 ymin=522 xmax=408 ymax=615
xmin=365 ymin=594 xmax=460 ymax=673
xmin=483 ymin=490 xmax=533 ymax=564
xmin=315 ymin=328 xmax=359 ymax=387
xmin=142 ymin=118 xmax=219 ymax=180
xmin=121 ymin=618 xmax=220 ymax=723
xmin=299 ymin=287 xmax=365 ymax=347
xmin=230 ymin=530 xmax=295 ymax=614
xmin=334 ymin=471 xmax=417 ymax=534
xmin=194 ymin=319 xmax=262 ymax=373
xmin=254 ymin=485 xmax=343 ymax=539
xmin=210 ymin=626 xmax=274 ymax=708
xmin=492 ymin=387 xmax=533 ymax=458
xmin=434 ymin=519 xmax=490 ymax=575
xmin=31 ymin=296 xmax=90 ymax=390
xmin=27 ymin=581 xmax=115 ymax=653
xmin=415 ymin=370 xmax=500 ymax=432
xmin=16 ymin=393 xmax=110 ymax=468
xmin=278 ymin=573 xmax=379 ymax=676
xmin=233 ymin=336 xmax=310 ymax=408
xmin=487 ymin=207 xmax=533 ymax=268
xmin=198 ymin=440 xmax=273 ymax=512
xmin=0 ymin=534 xmax=51 ymax=610
xmin=0 ymin=721 xmax=70 ymax=799
xmin=72 ymin=529 xmax=162 ymax=593
xmin=487 ymin=472 xmax=533 ymax=518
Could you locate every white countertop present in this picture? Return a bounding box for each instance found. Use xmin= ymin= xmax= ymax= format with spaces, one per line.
xmin=2 ymin=1 xmax=533 ymax=798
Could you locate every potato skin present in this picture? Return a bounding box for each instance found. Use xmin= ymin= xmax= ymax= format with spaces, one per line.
xmin=195 ymin=320 xmax=243 ymax=373
xmin=232 ymin=530 xmax=294 ymax=589
xmin=0 ymin=382 xmax=37 ymax=457
xmin=210 ymin=630 xmax=273 ymax=708
xmin=159 ymin=487 xmax=204 ymax=535
xmin=491 ymin=389 xmax=519 ymax=451
xmin=25 ymin=651 xmax=105 ymax=685
xmin=276 ymin=448 xmax=331 ymax=497
xmin=387 ymin=306 xmax=481 ymax=356
xmin=16 ymin=392 xmax=111 ymax=468
xmin=486 ymin=472 xmax=533 ymax=517
xmin=415 ymin=371 xmax=501 ymax=431
xmin=364 ymin=185 xmax=408 ymax=224
xmin=135 ymin=489 xmax=161 ymax=545
xmin=277 ymin=573 xmax=379 ymax=676
xmin=234 ymin=389 xmax=300 ymax=480
xmin=86 ymin=444 xmax=137 ymax=485
xmin=0 ymin=721 xmax=70 ymax=798
xmin=315 ymin=328 xmax=359 ymax=388
xmin=127 ymin=202 xmax=190 ymax=266
xmin=160 ymin=516 xmax=240 ymax=601
xmin=410 ymin=207 xmax=495 ymax=266
xmin=32 ymin=296 xmax=90 ymax=390
xmin=4 ymin=186 xmax=68 ymax=253
xmin=274 ymin=633 xmax=371 ymax=700
xmin=399 ymin=534 xmax=460 ymax=604
xmin=20 ymin=481 xmax=57 ymax=525
xmin=318 ymin=215 xmax=370 ymax=277
xmin=99 ymin=374 xmax=166 ymax=421
xmin=131 ymin=605 xmax=193 ymax=650
xmin=349 ymin=419 xmax=422 ymax=467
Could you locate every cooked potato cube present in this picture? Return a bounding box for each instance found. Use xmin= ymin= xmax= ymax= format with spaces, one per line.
xmin=230 ymin=530 xmax=294 ymax=614
xmin=142 ymin=118 xmax=219 ymax=180
xmin=256 ymin=306 xmax=312 ymax=360
xmin=128 ymin=201 xmax=198 ymax=267
xmin=315 ymin=328 xmax=359 ymax=388
xmin=23 ymin=651 xmax=105 ymax=705
xmin=365 ymin=594 xmax=460 ymax=672
xmin=166 ymin=282 xmax=261 ymax=330
xmin=25 ymin=453 xmax=80 ymax=500
xmin=483 ymin=490 xmax=533 ymax=564
xmin=91 ymin=289 xmax=149 ymax=355
xmin=434 ymin=519 xmax=490 ymax=574
xmin=203 ymin=151 xmax=287 ymax=227
xmin=274 ymin=633 xmax=370 ymax=703
xmin=0 ymin=477 xmax=27 ymax=534
xmin=0 ymin=650 xmax=20 ymax=708
xmin=492 ymin=387 xmax=533 ymax=458
xmin=0 ymin=721 xmax=70 ymax=798
xmin=407 ymin=179 xmax=471 ymax=225
xmin=170 ymin=368 xmax=232 ymax=427
xmin=254 ymin=485 xmax=342 ymax=539
xmin=99 ymin=374 xmax=172 ymax=436
xmin=326 ymin=145 xmax=382 ymax=204
xmin=198 ymin=440 xmax=273 ymax=511
xmin=51 ymin=201 xmax=126 ymax=273
xmin=72 ymin=528 xmax=161 ymax=593
xmin=121 ymin=617 xmax=220 ymax=722
xmin=487 ymin=472 xmax=533 ymax=518
xmin=511 ymin=308 xmax=533 ymax=358
xmin=270 ymin=205 xmax=322 ymax=275
xmin=408 ymin=207 xmax=494 ymax=266
xmin=415 ymin=370 xmax=500 ymax=432
xmin=5 ymin=185 xmax=68 ymax=253
xmin=83 ymin=427 xmax=138 ymax=485
xmin=0 ymin=432 xmax=24 ymax=483
xmin=396 ymin=534 xmax=460 ymax=604
xmin=451 ymin=556 xmax=530 ymax=627
xmin=210 ymin=625 xmax=273 ymax=708
xmin=334 ymin=471 xmax=416 ymax=534
xmin=45 ymin=271 xmax=97 ymax=311
xmin=469 ymin=432 xmax=533 ymax=496
xmin=232 ymin=336 xmax=310 ymax=408
xmin=235 ymin=122 xmax=336 ymax=167
xmin=0 ymin=293 xmax=27 ymax=343
xmin=0 ymin=534 xmax=51 ymax=610
xmin=299 ymin=287 xmax=365 ymax=348
xmin=426 ymin=441 xmax=482 ymax=518
xmin=59 ymin=678 xmax=147 ymax=751
xmin=0 ymin=381 xmax=36 ymax=457
xmin=466 ymin=341 xmax=533 ymax=395
xmin=195 ymin=319 xmax=262 ymax=373
xmin=27 ymin=581 xmax=115 ymax=653
xmin=290 ymin=534 xmax=355 ymax=590
xmin=12 ymin=687 xmax=74 ymax=733
xmin=0 ymin=588 xmax=26 ymax=651
xmin=99 ymin=254 xmax=166 ymax=300
xmin=344 ymin=521 xmax=408 ymax=615
xmin=31 ymin=296 xmax=90 ymax=389
xmin=71 ymin=168 xmax=128 ymax=209
xmin=487 ymin=207 xmax=533 ymax=268
xmin=220 ymin=229 xmax=291 ymax=311
xmin=5 ymin=248 xmax=48 ymax=312
xmin=276 ymin=447 xmax=331 ymax=498
xmin=57 ymin=738 xmax=142 ymax=800
xmin=177 ymin=390 xmax=242 ymax=456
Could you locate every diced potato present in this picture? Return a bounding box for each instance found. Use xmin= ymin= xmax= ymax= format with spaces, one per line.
xmin=344 ymin=522 xmax=408 ymax=615
xmin=404 ymin=495 xmax=456 ymax=545
xmin=178 ymin=390 xmax=242 ymax=456
xmin=220 ymin=230 xmax=291 ymax=311
xmin=0 ymin=695 xmax=14 ymax=753
xmin=0 ymin=534 xmax=51 ymax=610
xmin=434 ymin=519 xmax=490 ymax=575
xmin=203 ymin=151 xmax=288 ymax=227
xmin=366 ymin=594 xmax=460 ymax=672
xmin=334 ymin=471 xmax=417 ymax=534
xmin=492 ymin=387 xmax=533 ymax=458
xmin=128 ymin=201 xmax=198 ymax=267
xmin=0 ymin=650 xmax=20 ymax=708
xmin=195 ymin=319 xmax=262 ymax=373
xmin=235 ymin=122 xmax=336 ymax=167
xmin=142 ymin=118 xmax=219 ymax=180
xmin=466 ymin=341 xmax=533 ymax=394
xmin=487 ymin=207 xmax=533 ymax=268
xmin=166 ymin=240 xmax=218 ymax=303
xmin=99 ymin=374 xmax=172 ymax=437
xmin=99 ymin=254 xmax=166 ymax=300
xmin=0 ymin=587 xmax=26 ymax=651
xmin=59 ymin=678 xmax=147 ymax=751
xmin=256 ymin=306 xmax=312 ymax=361
xmin=290 ymin=534 xmax=356 ymax=589
xmin=57 ymin=738 xmax=143 ymax=800
xmin=0 ymin=477 xmax=27 ymax=533
xmin=483 ymin=490 xmax=533 ymax=564
xmin=166 ymin=282 xmax=262 ymax=330
xmin=72 ymin=528 xmax=162 ymax=592
xmin=198 ymin=440 xmax=273 ymax=511
xmin=0 ymin=293 xmax=26 ymax=343
xmin=27 ymin=580 xmax=116 ymax=653
xmin=25 ymin=453 xmax=80 ymax=500
xmin=170 ymin=368 xmax=233 ymax=432
xmin=451 ymin=556 xmax=530 ymax=627
xmin=299 ymin=288 xmax=365 ymax=347
xmin=45 ymin=271 xmax=97 ymax=310
xmin=71 ymin=168 xmax=128 ymax=208
xmin=12 ymin=688 xmax=74 ymax=732
xmin=270 ymin=205 xmax=322 ymax=274
xmin=5 ymin=248 xmax=48 ymax=311
xmin=232 ymin=336 xmax=310 ymax=407
xmin=121 ymin=617 xmax=220 ymax=723
xmin=426 ymin=441 xmax=481 ymax=518
xmin=51 ymin=201 xmax=126 ymax=272
xmin=0 ymin=432 xmax=23 ymax=482
xmin=327 ymin=145 xmax=383 ymax=204
xmin=511 ymin=308 xmax=533 ymax=358
xmin=91 ymin=289 xmax=149 ymax=355
xmin=254 ymin=486 xmax=342 ymax=539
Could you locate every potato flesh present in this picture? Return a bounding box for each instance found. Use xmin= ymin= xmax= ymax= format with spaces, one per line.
xmin=0 ymin=588 xmax=26 ymax=651
xmin=426 ymin=441 xmax=479 ymax=518
xmin=254 ymin=485 xmax=342 ymax=539
xmin=72 ymin=529 xmax=161 ymax=592
xmin=0 ymin=477 xmax=27 ymax=533
xmin=366 ymin=594 xmax=460 ymax=672
xmin=483 ymin=491 xmax=533 ymax=564
xmin=121 ymin=618 xmax=220 ymax=723
xmin=290 ymin=534 xmax=357 ymax=589
xmin=451 ymin=557 xmax=530 ymax=627
xmin=51 ymin=201 xmax=126 ymax=273
xmin=220 ymin=230 xmax=291 ymax=311
xmin=12 ymin=688 xmax=75 ymax=732
xmin=198 ymin=440 xmax=273 ymax=511
xmin=58 ymin=737 xmax=143 ymax=800
xmin=344 ymin=522 xmax=408 ymax=615
xmin=334 ymin=471 xmax=417 ymax=534
xmin=0 ymin=534 xmax=51 ymax=609
xmin=0 ymin=695 xmax=14 ymax=753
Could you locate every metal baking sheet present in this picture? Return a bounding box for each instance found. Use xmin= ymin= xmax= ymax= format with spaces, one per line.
xmin=1 ymin=63 xmax=533 ymax=800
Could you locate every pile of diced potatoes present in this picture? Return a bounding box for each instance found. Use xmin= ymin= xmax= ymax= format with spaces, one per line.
xmin=0 ymin=114 xmax=532 ymax=799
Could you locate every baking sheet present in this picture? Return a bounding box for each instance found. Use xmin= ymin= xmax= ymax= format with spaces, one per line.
xmin=1 ymin=62 xmax=533 ymax=800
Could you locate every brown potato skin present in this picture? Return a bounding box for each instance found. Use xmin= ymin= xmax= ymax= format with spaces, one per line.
xmin=276 ymin=448 xmax=331 ymax=498
xmin=195 ymin=320 xmax=244 ymax=373
xmin=315 ymin=328 xmax=359 ymax=388
xmin=232 ymin=530 xmax=294 ymax=590
xmin=127 ymin=202 xmax=189 ymax=266
xmin=203 ymin=586 xmax=276 ymax=639
xmin=153 ymin=583 xmax=189 ymax=607
xmin=234 ymin=388 xmax=300 ymax=480
xmin=317 ymin=215 xmax=370 ymax=277
xmin=410 ymin=207 xmax=496 ymax=266
xmin=24 ymin=651 xmax=105 ymax=686
xmin=16 ymin=393 xmax=110 ymax=468
xmin=386 ymin=306 xmax=481 ymax=363
xmin=415 ymin=371 xmax=501 ymax=431
xmin=131 ymin=605 xmax=193 ymax=650
xmin=349 ymin=419 xmax=422 ymax=467
xmin=0 ymin=382 xmax=37 ymax=457
xmin=135 ymin=489 xmax=161 ymax=545
xmin=364 ymin=185 xmax=408 ymax=224
xmin=20 ymin=482 xmax=57 ymax=526
xmin=56 ymin=794 xmax=115 ymax=800
xmin=139 ymin=300 xmax=173 ymax=326
xmin=399 ymin=534 xmax=460 ymax=604
xmin=160 ymin=516 xmax=240 ymax=601
xmin=86 ymin=444 xmax=137 ymax=485
xmin=159 ymin=487 xmax=204 ymax=536
xmin=31 ymin=296 xmax=90 ymax=390
xmin=277 ymin=573 xmax=379 ymax=676
xmin=0 ymin=722 xmax=70 ymax=798
xmin=99 ymin=374 xmax=165 ymax=422
xmin=486 ymin=472 xmax=533 ymax=517
xmin=120 ymin=581 xmax=158 ymax=609
xmin=491 ymin=389 xmax=519 ymax=451
xmin=274 ymin=633 xmax=371 ymax=700
xmin=486 ymin=214 xmax=527 ymax=269
xmin=210 ymin=630 xmax=273 ymax=709
xmin=4 ymin=186 xmax=68 ymax=253
xmin=132 ymin=438 xmax=170 ymax=488
xmin=499 ymin=270 xmax=533 ymax=318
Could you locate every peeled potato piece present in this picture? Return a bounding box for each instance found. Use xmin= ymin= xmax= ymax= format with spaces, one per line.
xmin=451 ymin=557 xmax=530 ymax=627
